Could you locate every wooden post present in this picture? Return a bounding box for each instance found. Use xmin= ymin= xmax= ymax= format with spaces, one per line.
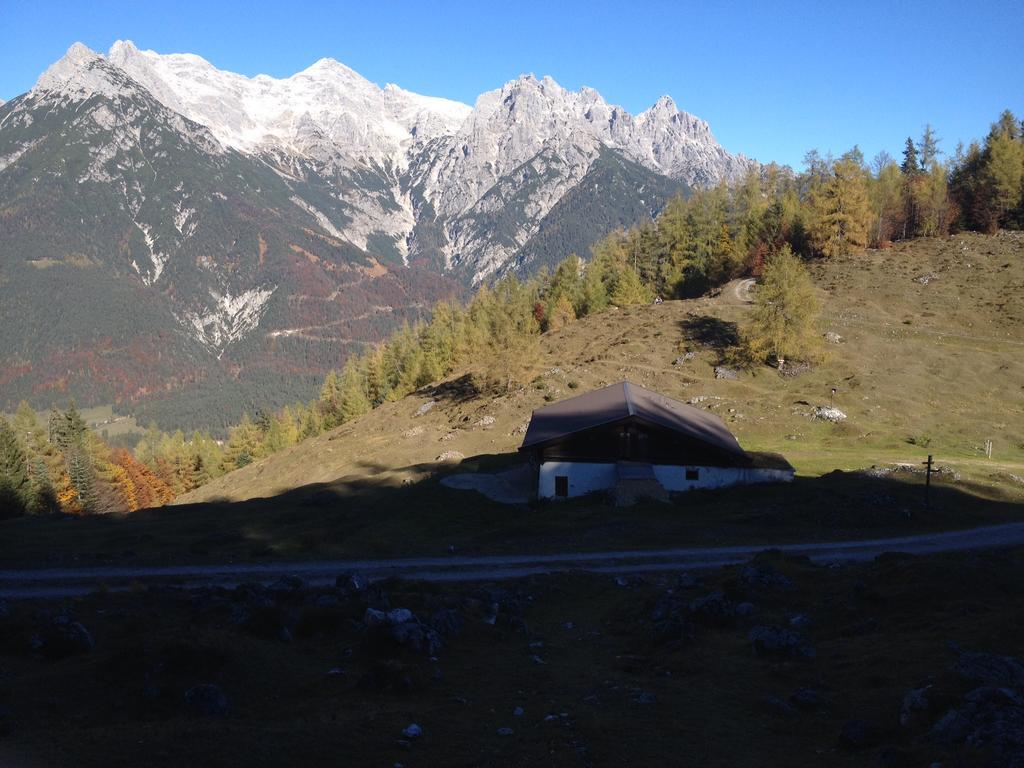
xmin=923 ymin=454 xmax=934 ymax=509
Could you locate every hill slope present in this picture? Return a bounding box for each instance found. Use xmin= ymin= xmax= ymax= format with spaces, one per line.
xmin=180 ymin=232 xmax=1024 ymax=505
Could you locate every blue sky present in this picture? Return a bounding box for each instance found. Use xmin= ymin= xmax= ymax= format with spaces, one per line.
xmin=2 ymin=0 xmax=1021 ymax=168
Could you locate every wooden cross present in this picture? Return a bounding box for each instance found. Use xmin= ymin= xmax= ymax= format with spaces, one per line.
xmin=923 ymin=454 xmax=934 ymax=509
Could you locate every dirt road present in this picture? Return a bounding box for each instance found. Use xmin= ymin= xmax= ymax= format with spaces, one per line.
xmin=3 ymin=523 xmax=1023 ymax=599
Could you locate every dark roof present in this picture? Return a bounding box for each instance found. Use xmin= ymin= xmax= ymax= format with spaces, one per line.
xmin=519 ymin=381 xmax=747 ymax=458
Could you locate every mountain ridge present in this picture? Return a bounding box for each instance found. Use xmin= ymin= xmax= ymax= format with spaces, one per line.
xmin=0 ymin=41 xmax=753 ymax=429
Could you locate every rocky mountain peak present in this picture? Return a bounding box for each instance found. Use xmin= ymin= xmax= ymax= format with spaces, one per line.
xmin=32 ymin=42 xmax=132 ymax=100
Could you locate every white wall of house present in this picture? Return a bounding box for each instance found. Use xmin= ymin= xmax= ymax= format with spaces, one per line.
xmin=652 ymin=464 xmax=794 ymax=492
xmin=538 ymin=461 xmax=794 ymax=499
xmin=538 ymin=462 xmax=618 ymax=499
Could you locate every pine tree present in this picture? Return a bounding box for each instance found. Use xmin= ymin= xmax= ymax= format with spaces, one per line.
xmin=901 ymin=137 xmax=921 ymax=175
xmin=66 ymin=446 xmax=97 ymax=514
xmin=26 ymin=456 xmax=58 ymax=515
xmin=0 ymin=417 xmax=29 ymax=516
xmin=742 ymin=246 xmax=821 ymax=363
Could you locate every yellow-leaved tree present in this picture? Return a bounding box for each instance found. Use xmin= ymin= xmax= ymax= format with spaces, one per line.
xmin=742 ymin=245 xmax=821 ymax=364
xmin=810 ymin=156 xmax=872 ymax=257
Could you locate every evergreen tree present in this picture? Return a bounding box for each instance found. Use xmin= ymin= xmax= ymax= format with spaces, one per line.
xmin=26 ymin=456 xmax=58 ymax=515
xmin=0 ymin=417 xmax=29 ymax=516
xmin=901 ymin=137 xmax=921 ymax=175
xmin=66 ymin=446 xmax=97 ymax=514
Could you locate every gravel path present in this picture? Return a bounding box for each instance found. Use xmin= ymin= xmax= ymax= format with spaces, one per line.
xmin=3 ymin=522 xmax=1023 ymax=599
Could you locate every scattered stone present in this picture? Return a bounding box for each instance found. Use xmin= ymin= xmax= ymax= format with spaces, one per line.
xmin=900 ymin=685 xmax=933 ymax=726
xmin=430 ymin=608 xmax=465 ymax=639
xmin=402 ymin=723 xmax=422 ymax=739
xmin=688 ymin=591 xmax=740 ymax=626
xmin=364 ymin=607 xmax=443 ymax=655
xmin=748 ymin=625 xmax=815 ymax=660
xmin=497 ymin=727 xmax=514 ymax=736
xmin=336 ymin=571 xmax=369 ymax=593
xmin=414 ymin=401 xmax=436 ymax=417
xmin=269 ymin=574 xmax=305 ymax=592
xmin=184 ymin=684 xmax=230 ymax=719
xmin=789 ymin=614 xmax=812 ymax=631
xmin=741 ymin=564 xmax=793 ymax=590
xmin=436 ymin=451 xmax=465 ymax=463
xmin=813 ymin=406 xmax=847 ymax=422
xmin=824 ymin=331 xmax=844 ymax=344
xmin=387 ymin=608 xmax=414 ymax=624
xmin=952 ymin=647 xmax=1024 ymax=688
xmin=714 ymin=366 xmax=738 ymax=380
xmin=402 ymin=426 xmax=424 ymax=439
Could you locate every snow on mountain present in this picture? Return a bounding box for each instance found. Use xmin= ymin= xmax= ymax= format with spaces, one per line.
xmin=107 ymin=40 xmax=471 ymax=165
xmin=11 ymin=41 xmax=755 ymax=313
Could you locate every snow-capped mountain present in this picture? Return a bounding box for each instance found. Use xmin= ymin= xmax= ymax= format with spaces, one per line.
xmin=105 ymin=40 xmax=471 ymax=164
xmin=0 ymin=41 xmax=753 ymax=429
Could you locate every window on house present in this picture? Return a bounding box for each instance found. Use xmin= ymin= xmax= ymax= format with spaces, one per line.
xmin=686 ymin=468 xmax=700 ymax=481
xmin=555 ymin=475 xmax=569 ymax=497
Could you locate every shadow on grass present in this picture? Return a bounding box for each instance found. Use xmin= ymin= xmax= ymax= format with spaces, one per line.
xmin=421 ymin=373 xmax=482 ymax=404
xmin=0 ymin=457 xmax=1022 ymax=566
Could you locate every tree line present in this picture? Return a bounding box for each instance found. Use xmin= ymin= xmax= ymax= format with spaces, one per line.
xmin=2 ymin=109 xmax=1021 ymax=516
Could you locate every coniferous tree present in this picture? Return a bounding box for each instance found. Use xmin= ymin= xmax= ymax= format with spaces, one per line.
xmin=0 ymin=417 xmax=29 ymax=516
xmin=901 ymin=138 xmax=921 ymax=175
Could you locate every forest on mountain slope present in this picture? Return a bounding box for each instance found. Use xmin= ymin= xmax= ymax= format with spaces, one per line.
xmin=1 ymin=109 xmax=1022 ymax=517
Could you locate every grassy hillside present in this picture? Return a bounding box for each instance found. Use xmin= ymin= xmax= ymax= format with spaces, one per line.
xmin=182 ymin=231 xmax=1024 ymax=502
xmin=0 ymin=233 xmax=1021 ymax=566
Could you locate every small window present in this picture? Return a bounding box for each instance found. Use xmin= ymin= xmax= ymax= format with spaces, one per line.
xmin=685 ymin=468 xmax=700 ymax=481
xmin=555 ymin=475 xmax=569 ymax=497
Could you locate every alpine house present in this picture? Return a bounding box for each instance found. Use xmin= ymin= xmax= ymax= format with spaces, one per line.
xmin=518 ymin=381 xmax=794 ymax=501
